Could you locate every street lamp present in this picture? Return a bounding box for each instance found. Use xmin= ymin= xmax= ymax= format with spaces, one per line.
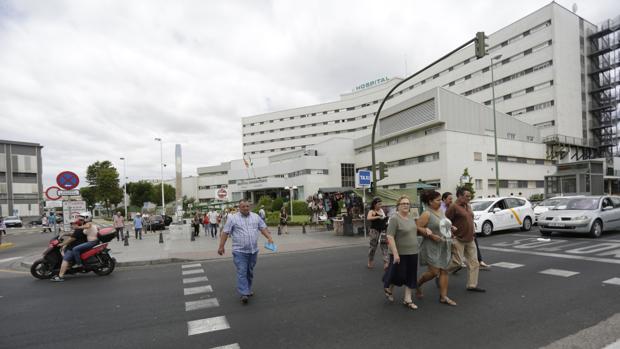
xmin=490 ymin=54 xmax=502 ymax=196
xmin=120 ymin=157 xmax=128 ymax=221
xmin=284 ymin=186 xmax=297 ymax=217
xmin=154 ymin=138 xmax=165 ymax=215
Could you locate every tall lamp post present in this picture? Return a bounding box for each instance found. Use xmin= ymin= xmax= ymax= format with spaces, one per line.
xmin=490 ymin=54 xmax=502 ymax=196
xmin=120 ymin=157 xmax=128 ymax=219
xmin=284 ymin=186 xmax=297 ymax=216
xmin=154 ymin=138 xmax=165 ymax=215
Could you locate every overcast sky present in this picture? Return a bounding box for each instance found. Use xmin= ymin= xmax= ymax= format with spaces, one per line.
xmin=0 ymin=0 xmax=617 ymax=189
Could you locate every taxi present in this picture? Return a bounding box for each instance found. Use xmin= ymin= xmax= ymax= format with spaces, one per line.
xmin=471 ymin=197 xmax=534 ymax=236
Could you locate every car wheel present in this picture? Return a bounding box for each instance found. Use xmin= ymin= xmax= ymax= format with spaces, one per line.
xmin=521 ymin=217 xmax=532 ymax=231
xmin=589 ymin=219 xmax=603 ymax=238
xmin=481 ymin=221 xmax=493 ymax=236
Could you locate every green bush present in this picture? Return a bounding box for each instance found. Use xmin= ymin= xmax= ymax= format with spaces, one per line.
xmin=292 ymin=200 xmax=310 ymax=215
xmin=271 ymin=197 xmax=284 ymax=212
xmin=265 ymin=212 xmax=280 ymax=226
xmin=254 ymin=195 xmax=273 ymax=213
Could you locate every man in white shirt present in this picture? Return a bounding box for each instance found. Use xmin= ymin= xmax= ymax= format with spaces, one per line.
xmin=208 ymin=209 xmax=220 ymax=238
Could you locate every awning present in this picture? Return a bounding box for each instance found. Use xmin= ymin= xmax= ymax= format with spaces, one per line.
xmin=351 ymin=188 xmax=419 ymax=206
xmin=318 ymin=186 xmax=356 ymax=193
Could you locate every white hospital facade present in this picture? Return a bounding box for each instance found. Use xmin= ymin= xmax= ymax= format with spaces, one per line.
xmin=192 ymin=3 xmax=620 ymax=203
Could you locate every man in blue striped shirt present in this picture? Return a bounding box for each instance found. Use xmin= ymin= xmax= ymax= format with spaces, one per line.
xmin=218 ymin=199 xmax=274 ymax=304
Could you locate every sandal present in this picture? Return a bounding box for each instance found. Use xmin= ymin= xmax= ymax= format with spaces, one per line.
xmin=403 ymin=301 xmax=418 ymax=310
xmin=439 ymin=297 xmax=457 ymax=306
xmin=415 ymin=287 xmax=424 ymax=299
xmin=367 ymin=261 xmax=374 ymax=269
xmin=383 ymin=288 xmax=394 ymax=302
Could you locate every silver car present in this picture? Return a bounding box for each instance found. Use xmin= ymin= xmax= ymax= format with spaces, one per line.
xmin=538 ymin=196 xmax=620 ymax=238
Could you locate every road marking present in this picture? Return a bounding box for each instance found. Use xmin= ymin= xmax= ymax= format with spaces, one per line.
xmin=0 ymin=269 xmax=28 ymax=274
xmin=539 ymin=269 xmax=580 ymax=277
xmin=184 ymin=285 xmax=213 ymax=296
xmin=182 ymin=263 xmax=202 ymax=269
xmin=0 ymin=256 xmax=22 ymax=263
xmin=185 ymin=298 xmax=219 ymax=311
xmin=182 ymin=268 xmax=205 ymax=276
xmin=0 ymin=243 xmax=15 ymax=250
xmin=187 ymin=316 xmax=230 ymax=336
xmin=480 ymin=246 xmax=620 ymax=265
xmin=211 ymin=344 xmax=241 ymax=349
xmin=603 ymin=339 xmax=620 ymax=349
xmin=603 ymin=277 xmax=620 ymax=286
xmin=183 ymin=276 xmax=208 ymax=284
xmin=491 ymin=262 xmax=524 ymax=269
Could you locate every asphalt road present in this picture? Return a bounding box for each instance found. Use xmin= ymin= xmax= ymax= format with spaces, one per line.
xmin=1 ymin=228 xmax=619 ymax=349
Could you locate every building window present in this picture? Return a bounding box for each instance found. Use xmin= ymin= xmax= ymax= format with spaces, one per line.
xmin=475 ymin=179 xmax=483 ymax=190
xmin=507 ymin=133 xmax=516 ymax=140
xmin=341 ymin=163 xmax=355 ymax=188
xmin=474 ymin=152 xmax=482 ymax=161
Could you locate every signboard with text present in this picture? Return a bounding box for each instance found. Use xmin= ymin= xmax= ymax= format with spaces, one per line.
xmin=356 ymin=170 xmax=372 ymax=188
xmin=62 ymin=200 xmax=86 ymax=232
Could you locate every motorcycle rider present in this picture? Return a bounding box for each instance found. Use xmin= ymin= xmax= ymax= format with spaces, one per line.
xmin=71 ymin=216 xmax=99 ymax=267
xmin=51 ymin=216 xmax=88 ymax=282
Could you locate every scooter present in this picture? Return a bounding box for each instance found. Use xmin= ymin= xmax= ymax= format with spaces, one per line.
xmin=30 ymin=227 xmax=117 ymax=279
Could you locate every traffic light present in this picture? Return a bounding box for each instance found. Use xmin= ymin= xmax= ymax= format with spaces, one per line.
xmin=475 ymin=31 xmax=488 ymax=59
xmin=379 ymin=162 xmax=388 ymax=180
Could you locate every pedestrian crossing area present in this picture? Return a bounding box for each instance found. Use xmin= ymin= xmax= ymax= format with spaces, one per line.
xmin=181 ymin=262 xmax=240 ymax=349
xmin=490 ymin=261 xmax=619 ymax=284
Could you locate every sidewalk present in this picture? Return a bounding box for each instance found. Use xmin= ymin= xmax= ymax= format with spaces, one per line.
xmin=21 ymin=224 xmax=368 ymax=268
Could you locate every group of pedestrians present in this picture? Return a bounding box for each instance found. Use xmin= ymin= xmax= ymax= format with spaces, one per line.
xmin=192 ymin=209 xmax=228 ymax=239
xmin=377 ymin=187 xmax=487 ymax=310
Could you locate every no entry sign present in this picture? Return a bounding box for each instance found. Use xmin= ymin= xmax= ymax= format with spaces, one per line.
xmin=56 ymin=171 xmax=80 ymax=190
xmin=216 ymin=188 xmax=229 ymax=200
xmin=45 ymin=186 xmax=62 ymax=201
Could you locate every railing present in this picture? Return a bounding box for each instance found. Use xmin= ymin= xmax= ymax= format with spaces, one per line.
xmin=542 ymin=134 xmax=596 ymax=147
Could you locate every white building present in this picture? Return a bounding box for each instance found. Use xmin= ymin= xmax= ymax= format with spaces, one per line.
xmin=196 ymin=2 xmax=619 ymax=203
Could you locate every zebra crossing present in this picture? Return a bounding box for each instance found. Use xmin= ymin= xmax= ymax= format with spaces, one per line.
xmin=491 ymin=261 xmax=619 ymax=284
xmin=181 ymin=263 xmax=240 ymax=349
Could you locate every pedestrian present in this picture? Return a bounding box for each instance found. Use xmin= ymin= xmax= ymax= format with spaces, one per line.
xmin=41 ymin=214 xmax=51 ymax=233
xmin=440 ymin=192 xmax=453 ymax=213
xmin=219 ymin=208 xmax=229 ymax=235
xmin=475 ymin=238 xmax=491 ymax=269
xmin=218 ymin=199 xmax=275 ymax=304
xmin=258 ymin=205 xmax=266 ymax=222
xmin=133 ymin=213 xmax=143 ymax=239
xmin=208 ymin=209 xmax=219 ymax=239
xmin=192 ymin=213 xmax=201 ymax=237
xmin=367 ymin=197 xmax=388 ymax=270
xmin=49 ymin=211 xmax=57 ymax=234
xmin=113 ymin=211 xmax=125 ymax=241
xmin=382 ymin=195 xmax=420 ymax=310
xmin=415 ymin=190 xmax=457 ymax=306
xmin=445 ymin=187 xmax=486 ymax=292
xmin=203 ymin=213 xmax=209 ymax=236
xmin=278 ymin=206 xmax=288 ymax=235
xmin=0 ymin=217 xmax=6 ymax=241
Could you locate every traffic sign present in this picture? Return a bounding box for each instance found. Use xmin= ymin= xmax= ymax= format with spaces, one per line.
xmin=216 ymin=188 xmax=229 ymax=200
xmin=45 ymin=186 xmax=62 ymax=201
xmin=356 ymin=170 xmax=372 ymax=188
xmin=58 ymin=189 xmax=80 ymax=196
xmin=56 ymin=171 xmax=80 ymax=190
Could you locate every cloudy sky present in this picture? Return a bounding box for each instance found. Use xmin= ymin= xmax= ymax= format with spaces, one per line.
xmin=0 ymin=0 xmax=617 ymax=189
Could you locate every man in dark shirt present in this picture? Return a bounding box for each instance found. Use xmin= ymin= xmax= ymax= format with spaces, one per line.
xmin=445 ymin=187 xmax=485 ymax=292
xmin=51 ymin=218 xmax=87 ymax=282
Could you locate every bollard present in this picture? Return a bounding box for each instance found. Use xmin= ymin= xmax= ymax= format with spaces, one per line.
xmin=302 ymin=223 xmax=306 ymax=234
xmin=159 ymin=231 xmax=164 ymax=244
xmin=123 ymin=233 xmax=129 ymax=246
xmin=190 ymin=226 xmax=195 ymax=241
xmin=277 ymin=226 xmax=281 ymax=235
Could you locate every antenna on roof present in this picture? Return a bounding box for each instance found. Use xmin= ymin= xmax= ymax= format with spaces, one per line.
xmin=572 ymin=3 xmax=578 ymax=13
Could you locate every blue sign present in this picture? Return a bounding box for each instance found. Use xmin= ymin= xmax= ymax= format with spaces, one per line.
xmin=357 ymin=170 xmax=372 ymax=187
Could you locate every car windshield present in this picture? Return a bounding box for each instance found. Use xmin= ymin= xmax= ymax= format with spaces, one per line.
xmin=470 ymin=201 xmax=493 ymax=211
xmin=563 ymin=198 xmax=600 ymax=210
xmin=7 ymin=216 xmax=18 ymax=220
xmin=539 ymin=198 xmax=569 ymax=207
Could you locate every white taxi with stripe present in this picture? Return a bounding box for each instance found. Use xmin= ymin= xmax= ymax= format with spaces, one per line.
xmin=471 ymin=197 xmax=534 ymax=236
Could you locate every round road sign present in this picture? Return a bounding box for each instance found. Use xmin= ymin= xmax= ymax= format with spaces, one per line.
xmin=45 ymin=186 xmax=62 ymax=201
xmin=217 ymin=188 xmax=228 ymax=200
xmin=56 ymin=171 xmax=80 ymax=190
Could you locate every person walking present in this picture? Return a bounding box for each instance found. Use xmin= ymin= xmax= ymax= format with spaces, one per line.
xmin=218 ymin=199 xmax=274 ymax=304
xmin=133 ymin=213 xmax=143 ymax=240
xmin=219 ymin=208 xmax=229 ymax=235
xmin=258 ymin=205 xmax=266 ymax=222
xmin=382 ymin=195 xmax=420 ymax=310
xmin=113 ymin=211 xmax=125 ymax=241
xmin=202 ymin=213 xmax=209 ymax=236
xmin=278 ymin=206 xmax=288 ymax=235
xmin=445 ymin=187 xmax=486 ymax=292
xmin=415 ymin=190 xmax=457 ymax=306
xmin=49 ymin=211 xmax=57 ymax=235
xmin=440 ymin=192 xmax=453 ymax=213
xmin=367 ymin=197 xmax=388 ymax=270
xmin=192 ymin=213 xmax=201 ymax=237
xmin=41 ymin=214 xmax=51 ymax=233
xmin=0 ymin=217 xmax=6 ymax=243
xmin=208 ymin=209 xmax=219 ymax=239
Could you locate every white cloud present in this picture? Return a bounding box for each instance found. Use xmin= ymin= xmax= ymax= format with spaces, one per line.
xmin=0 ymin=0 xmax=617 ymax=188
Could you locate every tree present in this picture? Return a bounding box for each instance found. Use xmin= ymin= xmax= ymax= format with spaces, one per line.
xmin=127 ymin=181 xmax=154 ymax=208
xmin=80 ymin=186 xmax=97 ymax=208
xmin=85 ymin=161 xmax=123 ymax=214
xmin=150 ymin=183 xmax=175 ymax=206
xmin=459 ymin=168 xmax=476 ymax=198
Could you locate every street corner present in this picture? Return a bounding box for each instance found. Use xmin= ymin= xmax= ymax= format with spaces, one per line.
xmin=0 ymin=242 xmax=15 ymax=250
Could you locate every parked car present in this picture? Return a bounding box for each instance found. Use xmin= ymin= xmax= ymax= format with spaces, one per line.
xmin=533 ymin=196 xmax=582 ymax=224
xmin=4 ymin=216 xmax=23 ymax=228
xmin=147 ymin=215 xmax=167 ymax=230
xmin=471 ymin=197 xmax=534 ymax=236
xmin=28 ymin=218 xmax=43 ymax=227
xmin=538 ymin=196 xmax=620 ymax=238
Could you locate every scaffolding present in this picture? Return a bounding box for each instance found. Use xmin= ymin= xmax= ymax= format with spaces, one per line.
xmin=588 ymin=16 xmax=620 ymax=167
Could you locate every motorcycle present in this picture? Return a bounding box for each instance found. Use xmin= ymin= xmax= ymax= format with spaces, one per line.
xmin=30 ymin=227 xmax=117 ymax=279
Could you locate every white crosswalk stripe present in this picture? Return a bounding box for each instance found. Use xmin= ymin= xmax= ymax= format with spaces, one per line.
xmin=602 ymin=277 xmax=620 ymax=286
xmin=491 ymin=262 xmax=524 ymax=269
xmin=185 ymin=298 xmax=219 ymax=311
xmin=210 ymin=344 xmax=241 ymax=349
xmin=0 ymin=256 xmax=23 ymax=263
xmin=182 ymin=268 xmax=205 ymax=276
xmin=184 ymin=285 xmax=213 ymax=296
xmin=182 ymin=263 xmax=202 ymax=269
xmin=183 ymin=276 xmax=208 ymax=284
xmin=187 ymin=316 xmax=230 ymax=336
xmin=539 ymin=269 xmax=580 ymax=277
